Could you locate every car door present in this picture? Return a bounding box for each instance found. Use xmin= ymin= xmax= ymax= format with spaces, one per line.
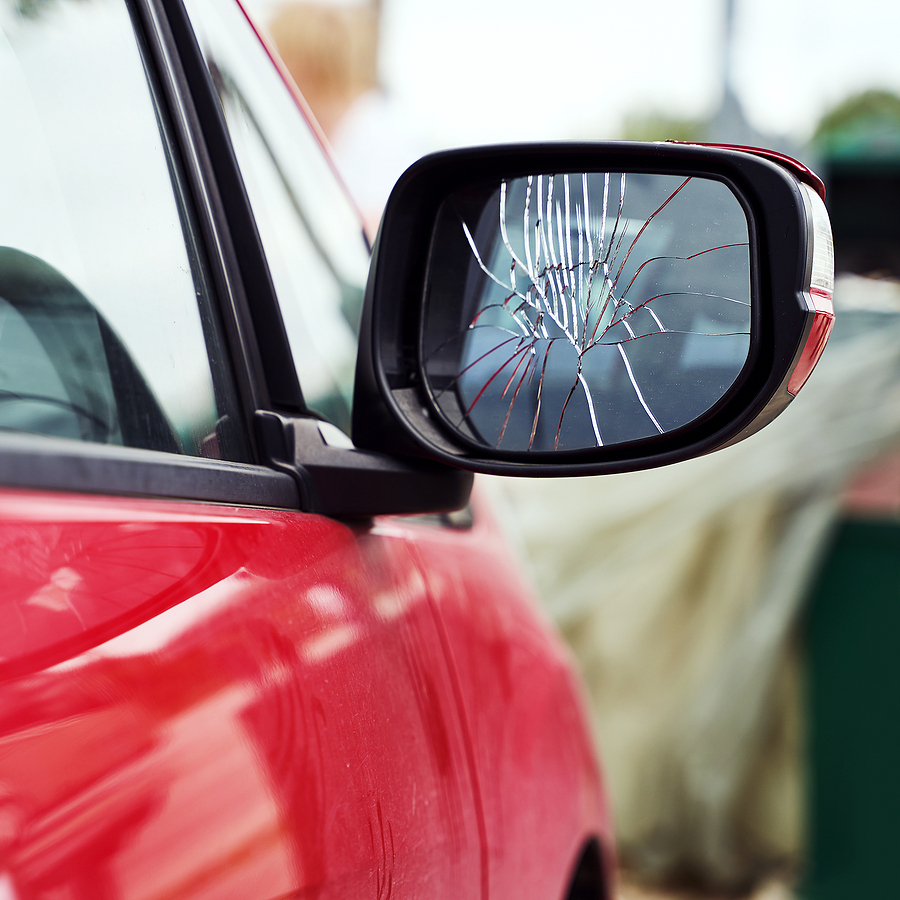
xmin=0 ymin=1 xmax=482 ymax=897
xmin=166 ymin=4 xmax=612 ymax=899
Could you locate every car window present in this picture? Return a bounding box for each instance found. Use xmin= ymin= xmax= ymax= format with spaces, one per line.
xmin=0 ymin=0 xmax=247 ymax=460
xmin=181 ymin=0 xmax=371 ymax=437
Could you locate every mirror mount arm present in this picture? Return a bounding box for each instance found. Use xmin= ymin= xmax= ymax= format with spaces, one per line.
xmin=255 ymin=411 xmax=473 ymax=518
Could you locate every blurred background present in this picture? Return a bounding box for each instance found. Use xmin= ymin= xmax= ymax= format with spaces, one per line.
xmin=245 ymin=1 xmax=900 ymax=898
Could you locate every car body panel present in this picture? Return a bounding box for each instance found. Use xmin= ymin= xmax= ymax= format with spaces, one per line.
xmin=405 ymin=496 xmax=613 ymax=900
xmin=0 ymin=486 xmax=500 ymax=898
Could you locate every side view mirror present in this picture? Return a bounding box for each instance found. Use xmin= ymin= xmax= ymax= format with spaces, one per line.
xmin=353 ymin=142 xmax=834 ymax=476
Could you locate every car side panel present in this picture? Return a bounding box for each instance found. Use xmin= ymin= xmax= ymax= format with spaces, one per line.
xmin=395 ymin=491 xmax=615 ymax=900
xmin=0 ymin=488 xmax=481 ymax=900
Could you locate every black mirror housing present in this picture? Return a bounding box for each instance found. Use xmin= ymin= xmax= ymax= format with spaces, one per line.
xmin=352 ymin=142 xmax=834 ymax=476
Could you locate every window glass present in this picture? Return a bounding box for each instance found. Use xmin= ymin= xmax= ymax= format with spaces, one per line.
xmin=0 ymin=0 xmax=246 ymax=459
xmin=182 ymin=0 xmax=371 ymax=436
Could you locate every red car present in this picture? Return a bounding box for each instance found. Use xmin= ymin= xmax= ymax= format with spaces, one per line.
xmin=0 ymin=0 xmax=832 ymax=898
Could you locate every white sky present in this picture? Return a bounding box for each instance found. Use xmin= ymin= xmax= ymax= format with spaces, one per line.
xmin=246 ymin=0 xmax=900 ymax=152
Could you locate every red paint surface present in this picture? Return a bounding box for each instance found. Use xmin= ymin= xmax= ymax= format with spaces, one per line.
xmin=402 ymin=495 xmax=614 ymax=900
xmin=843 ymin=450 xmax=900 ymax=515
xmin=0 ymin=487 xmax=609 ymax=898
xmin=691 ymin=143 xmax=827 ymax=200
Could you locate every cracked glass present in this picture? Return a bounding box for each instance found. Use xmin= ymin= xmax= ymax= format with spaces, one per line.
xmin=423 ymin=172 xmax=752 ymax=452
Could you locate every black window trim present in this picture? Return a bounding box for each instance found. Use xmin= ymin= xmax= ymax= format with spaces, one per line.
xmin=145 ymin=0 xmax=306 ymax=419
xmin=136 ymin=0 xmax=273 ymax=437
xmin=0 ymin=433 xmax=299 ymax=508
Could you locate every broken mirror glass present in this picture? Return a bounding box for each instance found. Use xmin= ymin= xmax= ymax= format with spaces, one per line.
xmin=422 ymin=171 xmax=752 ymax=452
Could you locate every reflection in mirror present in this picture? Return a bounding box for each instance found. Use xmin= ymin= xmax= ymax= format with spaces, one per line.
xmin=422 ymin=172 xmax=752 ymax=452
